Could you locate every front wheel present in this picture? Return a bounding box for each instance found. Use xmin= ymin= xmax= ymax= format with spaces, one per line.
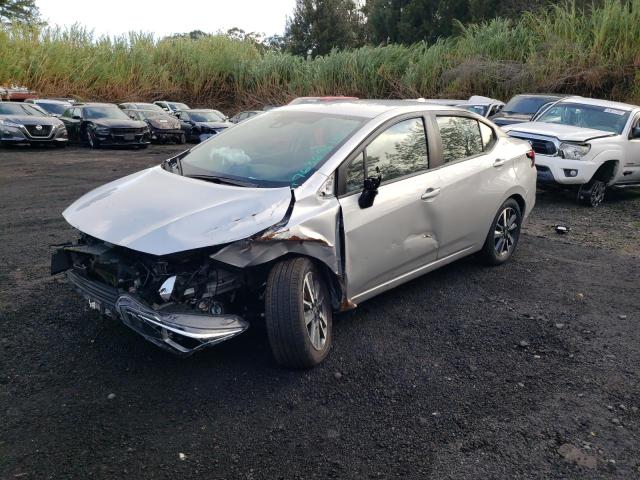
xmin=85 ymin=128 xmax=98 ymax=148
xmin=480 ymin=198 xmax=522 ymax=266
xmin=578 ymin=179 xmax=606 ymax=207
xmin=265 ymin=258 xmax=333 ymax=368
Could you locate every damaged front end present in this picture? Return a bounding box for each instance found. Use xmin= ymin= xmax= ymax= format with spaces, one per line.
xmin=51 ymin=235 xmax=251 ymax=355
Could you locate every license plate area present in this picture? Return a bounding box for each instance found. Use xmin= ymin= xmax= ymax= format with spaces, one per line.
xmin=124 ymin=134 xmax=135 ymax=141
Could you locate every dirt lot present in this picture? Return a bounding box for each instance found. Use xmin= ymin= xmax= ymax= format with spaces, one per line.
xmin=1 ymin=145 xmax=639 ymax=479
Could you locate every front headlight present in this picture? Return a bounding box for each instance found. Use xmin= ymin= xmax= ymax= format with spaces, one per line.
xmin=0 ymin=119 xmax=22 ymax=129
xmin=558 ymin=142 xmax=590 ymax=160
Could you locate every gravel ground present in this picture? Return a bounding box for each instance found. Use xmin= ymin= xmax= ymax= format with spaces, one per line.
xmin=1 ymin=145 xmax=639 ymax=479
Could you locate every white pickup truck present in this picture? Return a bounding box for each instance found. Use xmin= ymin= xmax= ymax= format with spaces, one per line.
xmin=502 ymin=97 xmax=640 ymax=206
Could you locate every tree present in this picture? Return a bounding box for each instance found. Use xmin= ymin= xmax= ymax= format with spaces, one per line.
xmin=0 ymin=0 xmax=40 ymax=24
xmin=284 ymin=0 xmax=365 ymax=56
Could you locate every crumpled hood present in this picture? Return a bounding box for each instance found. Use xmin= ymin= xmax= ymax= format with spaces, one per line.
xmin=63 ymin=166 xmax=292 ymax=256
xmin=503 ymin=122 xmax=615 ymax=142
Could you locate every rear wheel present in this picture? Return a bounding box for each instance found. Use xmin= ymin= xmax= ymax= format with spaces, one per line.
xmin=578 ymin=179 xmax=606 ymax=207
xmin=481 ymin=198 xmax=522 ymax=266
xmin=265 ymin=257 xmax=332 ymax=368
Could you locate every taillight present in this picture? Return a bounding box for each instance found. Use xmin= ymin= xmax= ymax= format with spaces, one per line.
xmin=526 ymin=149 xmax=535 ymax=167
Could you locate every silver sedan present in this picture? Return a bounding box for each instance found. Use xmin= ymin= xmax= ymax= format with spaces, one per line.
xmin=53 ymin=101 xmax=536 ymax=367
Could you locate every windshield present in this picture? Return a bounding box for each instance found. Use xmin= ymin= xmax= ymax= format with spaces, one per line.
xmin=180 ymin=111 xmax=366 ymax=187
xmin=189 ymin=111 xmax=225 ymax=122
xmin=169 ymin=102 xmax=189 ymax=110
xmin=84 ymin=106 xmax=131 ymax=120
xmin=459 ymin=105 xmax=488 ymax=116
xmin=134 ymin=103 xmax=163 ymax=111
xmin=536 ymin=102 xmax=630 ymax=134
xmin=503 ymin=95 xmax=559 ymax=114
xmin=38 ymin=102 xmax=69 ymax=115
xmin=0 ymin=103 xmax=44 ymax=116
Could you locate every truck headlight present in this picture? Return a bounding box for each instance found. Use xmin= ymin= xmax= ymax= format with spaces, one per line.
xmin=558 ymin=142 xmax=590 ymax=160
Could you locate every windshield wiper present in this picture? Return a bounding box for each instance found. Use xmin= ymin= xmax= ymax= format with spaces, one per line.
xmin=186 ymin=174 xmax=257 ymax=188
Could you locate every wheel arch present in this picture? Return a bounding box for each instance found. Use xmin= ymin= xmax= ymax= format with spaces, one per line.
xmin=590 ymin=159 xmax=619 ymax=185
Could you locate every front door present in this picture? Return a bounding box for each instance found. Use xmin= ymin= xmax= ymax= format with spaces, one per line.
xmin=338 ymin=117 xmax=441 ymax=300
xmin=623 ymin=113 xmax=640 ymax=183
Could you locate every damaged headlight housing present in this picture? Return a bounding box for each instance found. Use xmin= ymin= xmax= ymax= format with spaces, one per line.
xmin=558 ymin=142 xmax=590 ymax=160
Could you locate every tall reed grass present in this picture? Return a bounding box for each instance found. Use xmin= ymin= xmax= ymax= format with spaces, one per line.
xmin=0 ymin=0 xmax=638 ymax=111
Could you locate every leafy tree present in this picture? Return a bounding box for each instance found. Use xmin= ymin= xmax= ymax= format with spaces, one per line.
xmin=0 ymin=0 xmax=40 ymax=24
xmin=284 ymin=0 xmax=365 ymax=56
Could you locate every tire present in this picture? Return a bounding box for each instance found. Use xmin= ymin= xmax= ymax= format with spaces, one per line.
xmin=480 ymin=198 xmax=522 ymax=266
xmin=577 ymin=179 xmax=606 ymax=207
xmin=265 ymin=257 xmax=333 ymax=368
xmin=85 ymin=128 xmax=98 ymax=148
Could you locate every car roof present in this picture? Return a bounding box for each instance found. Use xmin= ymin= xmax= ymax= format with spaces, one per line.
xmin=555 ymin=96 xmax=638 ymax=111
xmin=274 ymin=100 xmax=468 ymax=119
xmin=33 ymin=99 xmax=71 ymax=104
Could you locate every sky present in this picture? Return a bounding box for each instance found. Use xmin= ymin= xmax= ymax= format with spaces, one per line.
xmin=36 ymin=0 xmax=297 ymax=38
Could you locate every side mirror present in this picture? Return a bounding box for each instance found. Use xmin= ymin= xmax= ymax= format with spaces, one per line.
xmin=631 ymin=126 xmax=640 ymax=139
xmin=358 ymin=173 xmax=382 ymax=209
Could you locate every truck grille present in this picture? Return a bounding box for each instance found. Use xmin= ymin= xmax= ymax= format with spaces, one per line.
xmin=25 ymin=124 xmax=53 ymax=137
xmin=511 ymin=136 xmax=557 ymax=155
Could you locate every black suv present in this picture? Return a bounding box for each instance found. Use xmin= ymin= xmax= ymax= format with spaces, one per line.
xmin=490 ymin=94 xmax=567 ymax=126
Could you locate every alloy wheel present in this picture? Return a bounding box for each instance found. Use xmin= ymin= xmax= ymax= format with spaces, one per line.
xmin=590 ymin=181 xmax=606 ymax=207
xmin=302 ymin=271 xmax=328 ymax=351
xmin=494 ymin=207 xmax=519 ymax=256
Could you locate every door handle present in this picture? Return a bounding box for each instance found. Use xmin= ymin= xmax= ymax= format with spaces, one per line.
xmin=421 ymin=187 xmax=441 ymax=200
xmin=493 ymin=158 xmax=507 ymax=167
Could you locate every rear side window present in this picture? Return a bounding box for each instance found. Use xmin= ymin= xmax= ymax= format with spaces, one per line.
xmin=436 ymin=116 xmax=483 ymax=163
xmin=365 ymin=118 xmax=429 ymax=183
xmin=479 ymin=122 xmax=497 ymax=151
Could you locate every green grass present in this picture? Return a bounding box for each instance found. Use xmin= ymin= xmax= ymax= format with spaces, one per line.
xmin=1 ymin=0 xmax=639 ymax=112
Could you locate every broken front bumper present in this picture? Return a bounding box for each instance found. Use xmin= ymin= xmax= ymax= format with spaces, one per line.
xmin=66 ymin=270 xmax=248 ymax=355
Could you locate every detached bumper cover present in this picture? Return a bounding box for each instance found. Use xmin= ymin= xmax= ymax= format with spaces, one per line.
xmin=66 ymin=270 xmax=248 ymax=355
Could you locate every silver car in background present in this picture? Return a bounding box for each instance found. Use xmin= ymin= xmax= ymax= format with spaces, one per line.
xmin=52 ymin=101 xmax=536 ymax=367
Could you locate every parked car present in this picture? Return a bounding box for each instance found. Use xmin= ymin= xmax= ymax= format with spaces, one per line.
xmin=455 ymin=96 xmax=505 ymax=118
xmin=229 ymin=110 xmax=262 ymax=123
xmin=153 ymin=100 xmax=190 ymax=115
xmin=52 ymin=101 xmax=535 ymax=367
xmin=60 ymin=103 xmax=150 ymax=148
xmin=118 ymin=102 xmax=164 ymax=112
xmin=503 ymin=96 xmax=640 ymax=206
xmin=288 ymin=96 xmax=359 ymax=105
xmin=175 ymin=109 xmax=233 ymax=143
xmin=491 ymin=94 xmax=567 ymax=126
xmin=124 ymin=109 xmax=185 ymax=144
xmin=25 ymin=98 xmax=73 ymax=117
xmin=0 ymin=101 xmax=68 ymax=147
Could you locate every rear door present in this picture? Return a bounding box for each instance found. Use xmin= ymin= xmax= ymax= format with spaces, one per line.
xmin=429 ymin=114 xmax=517 ymax=258
xmin=338 ymin=116 xmax=442 ymax=299
xmin=62 ymin=108 xmax=81 ymax=141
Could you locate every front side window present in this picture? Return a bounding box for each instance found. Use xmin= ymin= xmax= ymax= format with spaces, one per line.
xmin=436 ymin=116 xmax=483 ymax=163
xmin=365 ymin=118 xmax=429 ymax=183
xmin=536 ymin=102 xmax=631 ymax=134
xmin=345 ymin=152 xmax=365 ymax=193
xmin=179 ymin=111 xmax=366 ymax=188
